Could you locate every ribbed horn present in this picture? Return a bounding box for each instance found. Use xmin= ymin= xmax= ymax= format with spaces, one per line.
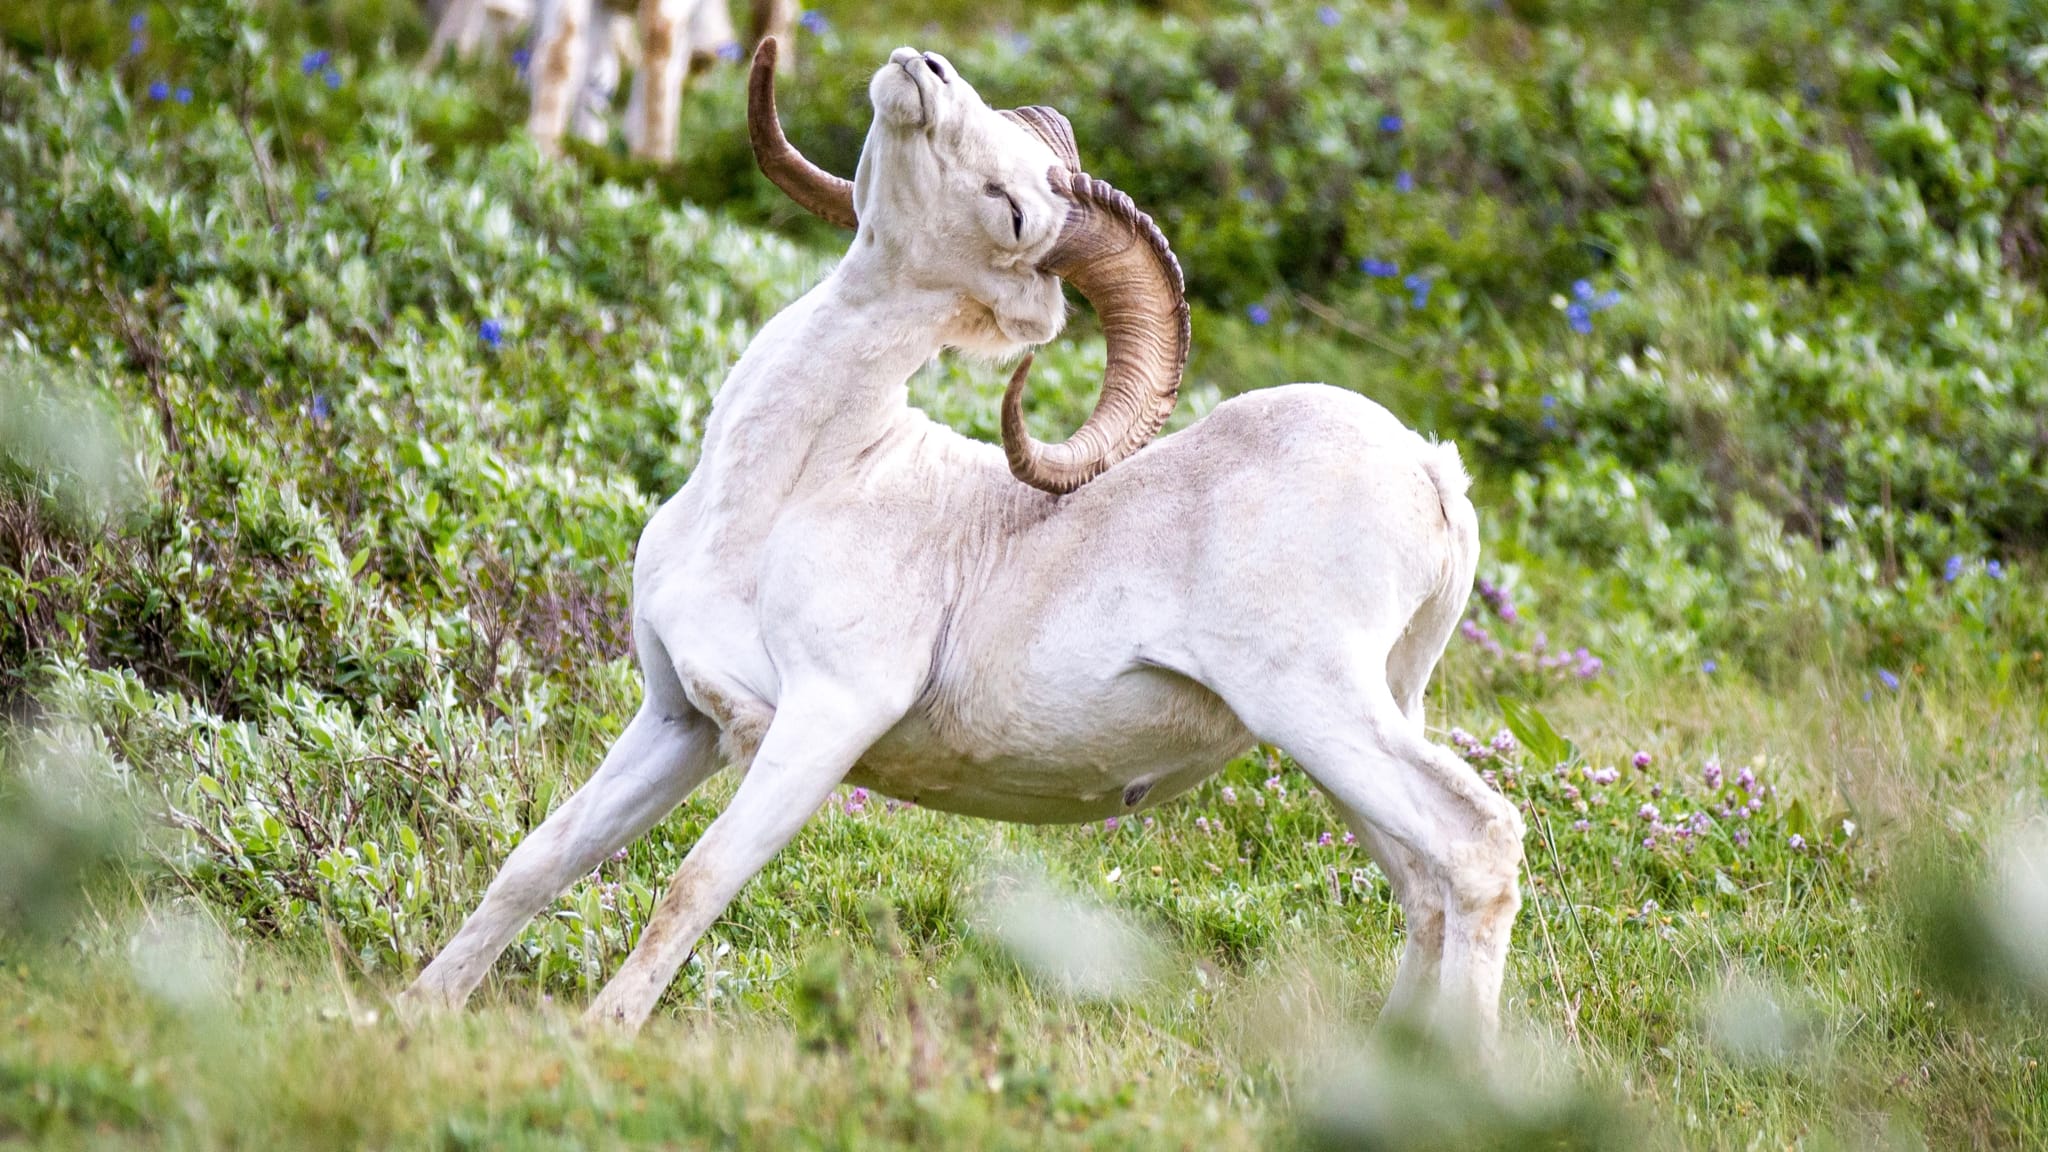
xmin=747 ymin=37 xmax=857 ymax=229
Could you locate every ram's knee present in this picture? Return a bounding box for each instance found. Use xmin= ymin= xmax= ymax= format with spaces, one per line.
xmin=1446 ymin=805 xmax=1524 ymax=922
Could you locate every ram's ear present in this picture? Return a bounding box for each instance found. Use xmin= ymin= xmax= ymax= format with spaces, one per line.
xmin=1000 ymin=106 xmax=1080 ymax=173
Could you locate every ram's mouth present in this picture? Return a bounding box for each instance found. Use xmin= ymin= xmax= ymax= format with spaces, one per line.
xmin=887 ymin=49 xmax=947 ymax=128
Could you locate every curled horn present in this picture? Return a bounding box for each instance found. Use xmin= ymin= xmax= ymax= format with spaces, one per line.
xmin=1002 ymin=164 xmax=1190 ymax=495
xmin=747 ymin=37 xmax=857 ymax=229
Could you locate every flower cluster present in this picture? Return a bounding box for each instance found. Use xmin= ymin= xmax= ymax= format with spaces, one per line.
xmin=302 ymin=49 xmax=342 ymax=90
xmin=1944 ymin=554 xmax=2007 ymax=582
xmin=1457 ymin=577 xmax=1604 ymax=683
xmin=1564 ymin=279 xmax=1622 ymax=334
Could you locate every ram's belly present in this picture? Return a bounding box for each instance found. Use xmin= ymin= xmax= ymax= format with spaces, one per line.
xmin=845 ymin=665 xmax=1255 ymax=824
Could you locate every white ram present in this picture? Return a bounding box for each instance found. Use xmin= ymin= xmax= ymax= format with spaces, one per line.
xmin=405 ymin=40 xmax=1525 ymax=1049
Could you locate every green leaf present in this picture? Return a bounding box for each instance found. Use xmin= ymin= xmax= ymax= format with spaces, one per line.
xmin=1499 ymin=697 xmax=1578 ymax=769
xmin=1785 ymin=798 xmax=1815 ymax=841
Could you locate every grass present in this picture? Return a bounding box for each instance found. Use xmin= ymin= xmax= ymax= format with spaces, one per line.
xmin=7 ymin=664 xmax=2045 ymax=1148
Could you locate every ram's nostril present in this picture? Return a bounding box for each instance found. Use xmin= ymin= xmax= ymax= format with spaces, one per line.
xmin=922 ymin=53 xmax=948 ymax=81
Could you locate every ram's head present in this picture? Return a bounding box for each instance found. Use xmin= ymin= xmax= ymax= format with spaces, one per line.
xmin=749 ymin=39 xmax=1190 ymax=495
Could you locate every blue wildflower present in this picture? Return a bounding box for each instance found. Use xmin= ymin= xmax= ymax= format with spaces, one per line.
xmin=1573 ymin=279 xmax=1595 ymax=301
xmin=1403 ymin=272 xmax=1432 ymax=309
xmin=1944 ymin=554 xmax=1964 ymax=582
xmin=1379 ymin=112 xmax=1403 ymax=134
xmin=1541 ymin=414 xmax=1557 ymax=431
xmin=129 ymin=35 xmax=146 ymax=57
xmin=511 ymin=45 xmax=532 ymax=71
xmin=1238 ymin=186 xmax=1258 ymax=202
xmin=1702 ymin=658 xmax=1718 ymax=674
xmin=309 ymin=394 xmax=331 ymax=423
xmin=1877 ymin=668 xmax=1900 ymax=691
xmin=1566 ymin=301 xmax=1593 ymax=334
xmin=1361 ymin=258 xmax=1399 ymax=278
xmin=1593 ymin=289 xmax=1621 ymax=310
xmin=479 ymin=318 xmax=506 ymax=350
xmin=147 ymin=80 xmax=170 ymax=101
xmin=1247 ymin=304 xmax=1272 ymax=326
xmin=1541 ymin=394 xmax=1557 ymax=409
xmin=130 ymin=12 xmax=146 ymax=32
xmin=313 ymin=185 xmax=330 ymax=203
xmin=798 ymin=9 xmax=829 ymax=34
xmin=174 ymin=86 xmax=192 ymax=104
xmin=1987 ymin=559 xmax=2005 ymax=580
xmin=715 ymin=40 xmax=742 ymax=62
xmin=323 ymin=68 xmax=343 ymax=89
xmin=1318 ymin=5 xmax=1341 ymax=26
xmin=1394 ymin=169 xmax=1414 ymax=193
xmin=302 ymin=49 xmax=331 ymax=75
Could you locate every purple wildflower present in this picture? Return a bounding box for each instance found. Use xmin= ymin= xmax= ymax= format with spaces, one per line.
xmin=1566 ymin=301 xmax=1593 ymax=334
xmin=1877 ymin=668 xmax=1900 ymax=691
xmin=479 ymin=318 xmax=505 ymax=350
xmin=715 ymin=40 xmax=742 ymax=62
xmin=798 ymin=9 xmax=830 ymax=34
xmin=1572 ymin=819 xmax=1591 ymax=832
xmin=147 ymin=80 xmax=169 ymax=101
xmin=1318 ymin=832 xmax=1334 ymax=847
xmin=308 ymin=394 xmax=332 ymax=423
xmin=1702 ymin=759 xmax=1722 ymax=790
xmin=324 ymin=68 xmax=343 ymax=89
xmin=1702 ymin=658 xmax=1718 ymax=674
xmin=1104 ymin=816 xmax=1119 ymax=831
xmin=1733 ymin=828 xmax=1751 ymax=848
xmin=1944 ymin=554 xmax=1964 ymax=582
xmin=1788 ymin=833 xmax=1806 ymax=851
xmin=1247 ymin=303 xmax=1272 ymax=326
xmin=1638 ymin=802 xmax=1659 ymax=823
xmin=1318 ymin=5 xmax=1341 ymax=25
xmin=1394 ymin=169 xmax=1414 ymax=193
xmin=1632 ymin=751 xmax=1652 ymax=771
xmin=1195 ymin=816 xmax=1211 ymax=834
xmin=1736 ymin=765 xmax=1757 ymax=793
xmin=1491 ymin=729 xmax=1518 ymax=755
xmin=1379 ymin=113 xmax=1403 ymax=134
xmin=302 ymin=49 xmax=332 ymax=76
xmin=129 ymin=35 xmax=146 ymax=57
xmin=174 ymin=86 xmax=191 ymax=104
xmin=1343 ymin=831 xmax=1356 ymax=845
xmin=1987 ymin=559 xmax=2005 ymax=579
xmin=1220 ymin=786 xmax=1237 ymax=805
xmin=1361 ymin=257 xmax=1399 ymax=278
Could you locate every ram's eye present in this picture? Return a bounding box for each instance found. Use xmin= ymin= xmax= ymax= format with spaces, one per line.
xmin=985 ymin=184 xmax=1024 ymax=241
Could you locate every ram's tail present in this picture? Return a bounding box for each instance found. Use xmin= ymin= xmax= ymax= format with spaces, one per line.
xmin=1386 ymin=441 xmax=1481 ymax=723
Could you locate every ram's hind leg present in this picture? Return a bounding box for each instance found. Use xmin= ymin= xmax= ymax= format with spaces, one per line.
xmin=403 ymin=704 xmax=721 ymax=1012
xmin=1218 ymin=655 xmax=1523 ymax=1051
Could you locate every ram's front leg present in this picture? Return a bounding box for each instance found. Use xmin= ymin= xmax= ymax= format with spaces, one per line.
xmin=584 ymin=683 xmax=898 ymax=1031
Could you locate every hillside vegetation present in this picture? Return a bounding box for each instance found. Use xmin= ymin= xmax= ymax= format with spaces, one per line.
xmin=2 ymin=0 xmax=2044 ymax=1147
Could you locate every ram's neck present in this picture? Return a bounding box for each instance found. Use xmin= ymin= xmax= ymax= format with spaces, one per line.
xmin=687 ymin=257 xmax=954 ymax=519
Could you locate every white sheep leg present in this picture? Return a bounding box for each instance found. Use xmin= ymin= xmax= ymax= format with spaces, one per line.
xmin=1343 ymin=813 xmax=1447 ymax=1026
xmin=527 ymin=0 xmax=592 ymax=156
xmin=570 ymin=11 xmax=625 ymax=145
xmin=402 ymin=706 xmax=720 ymax=1012
xmin=583 ymin=685 xmax=892 ymax=1031
xmin=1219 ymin=657 xmax=1523 ymax=1053
xmin=629 ymin=0 xmax=694 ymax=162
